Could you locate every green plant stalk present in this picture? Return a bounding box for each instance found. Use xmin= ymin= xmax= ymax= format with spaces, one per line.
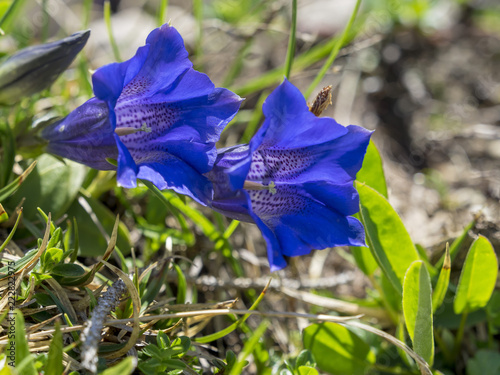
xmin=435 ymin=218 xmax=476 ymax=269
xmin=193 ymin=0 xmax=203 ymax=68
xmin=453 ymin=310 xmax=469 ymax=359
xmin=157 ymin=0 xmax=168 ymax=27
xmin=104 ymin=0 xmax=122 ymax=62
xmin=304 ymin=0 xmax=362 ymax=98
xmin=41 ymin=0 xmax=49 ymax=42
xmin=284 ymin=0 xmax=297 ymax=78
xmin=223 ymin=220 xmax=240 ymax=239
xmin=241 ymin=90 xmax=268 ymax=143
xmin=368 ymin=274 xmax=399 ymax=324
xmin=223 ymin=38 xmax=254 ymax=88
xmin=433 ymin=328 xmax=453 ymax=364
xmin=0 ymin=208 xmax=22 ymax=252
xmin=229 ymin=320 xmax=269 ymax=375
xmin=195 ymin=279 xmax=271 ymax=343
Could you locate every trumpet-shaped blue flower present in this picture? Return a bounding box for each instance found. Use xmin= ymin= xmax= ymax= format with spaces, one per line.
xmin=206 ymin=79 xmax=371 ymax=271
xmin=42 ymin=24 xmax=242 ymax=204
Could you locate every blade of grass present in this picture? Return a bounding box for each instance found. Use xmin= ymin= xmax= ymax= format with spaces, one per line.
xmin=157 ymin=0 xmax=168 ymax=27
xmin=193 ymin=0 xmax=203 ymax=68
xmin=304 ymin=0 xmax=362 ymax=98
xmin=284 ymin=0 xmax=297 ymax=78
xmin=240 ymin=90 xmax=268 ymax=143
xmin=195 ymin=278 xmax=271 ymax=343
xmin=0 ymin=208 xmax=22 ymax=252
xmin=104 ymin=0 xmax=122 ymax=62
xmin=229 ymin=320 xmax=269 ymax=375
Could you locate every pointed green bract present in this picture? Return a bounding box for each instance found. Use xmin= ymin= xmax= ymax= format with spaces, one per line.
xmin=454 ymin=236 xmax=498 ymax=314
xmin=403 ymin=260 xmax=434 ymax=365
xmin=357 ymin=182 xmax=420 ymax=293
xmin=303 ymin=323 xmax=375 ymax=375
xmin=432 ymin=244 xmax=451 ymax=313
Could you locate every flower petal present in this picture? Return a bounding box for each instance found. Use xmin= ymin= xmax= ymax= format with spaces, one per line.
xmin=137 ymin=158 xmax=213 ymax=205
xmin=42 ymin=98 xmax=117 ymax=169
xmin=115 ymin=134 xmax=138 ymax=188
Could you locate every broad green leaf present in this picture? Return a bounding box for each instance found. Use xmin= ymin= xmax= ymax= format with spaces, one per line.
xmin=14 ymin=310 xmax=36 ymax=375
xmin=466 ymin=350 xmax=500 ymax=375
xmin=357 ymin=182 xmax=420 ymax=293
xmin=7 ymin=155 xmax=87 ymax=220
xmin=298 ymin=366 xmax=319 ymax=375
xmin=45 ymin=321 xmax=63 ymax=375
xmin=356 ymin=140 xmax=388 ymax=198
xmin=403 ymin=260 xmax=434 ymax=365
xmin=432 ymin=244 xmax=451 ymax=313
xmin=100 ymin=357 xmax=135 ymax=375
xmin=51 ymin=263 xmax=86 ymax=278
xmin=454 ymin=236 xmax=498 ymax=314
xmin=303 ymin=323 xmax=375 ymax=375
xmin=351 ymin=141 xmax=386 ymax=276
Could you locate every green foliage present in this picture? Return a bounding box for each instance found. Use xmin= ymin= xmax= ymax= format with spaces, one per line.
xmin=137 ymin=333 xmax=190 ymax=374
xmin=454 ymin=236 xmax=498 ymax=314
xmin=403 ymin=260 xmax=434 ymax=365
xmin=303 ymin=323 xmax=375 ymax=375
xmin=357 ymin=182 xmax=420 ymax=293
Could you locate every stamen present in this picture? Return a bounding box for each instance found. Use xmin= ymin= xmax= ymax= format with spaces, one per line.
xmin=115 ymin=122 xmax=152 ymax=136
xmin=243 ymin=180 xmax=277 ymax=195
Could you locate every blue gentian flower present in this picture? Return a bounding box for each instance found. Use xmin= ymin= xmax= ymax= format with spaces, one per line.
xmin=42 ymin=24 xmax=242 ymax=204
xmin=206 ymin=79 xmax=371 ymax=271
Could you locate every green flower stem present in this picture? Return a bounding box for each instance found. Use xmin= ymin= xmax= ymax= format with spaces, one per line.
xmin=284 ymin=0 xmax=297 ymax=78
xmin=368 ymin=274 xmax=399 ymax=324
xmin=304 ymin=0 xmax=362 ymax=98
xmin=434 ymin=328 xmax=453 ymax=364
xmin=453 ymin=310 xmax=469 ymax=359
xmin=104 ymin=0 xmax=122 ymax=62
xmin=157 ymin=0 xmax=168 ymax=27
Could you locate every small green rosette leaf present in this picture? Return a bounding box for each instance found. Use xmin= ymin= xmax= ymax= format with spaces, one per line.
xmin=454 ymin=236 xmax=498 ymax=314
xmin=403 ymin=260 xmax=434 ymax=365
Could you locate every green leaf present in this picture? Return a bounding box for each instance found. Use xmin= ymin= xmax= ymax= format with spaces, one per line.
xmin=14 ymin=310 xmax=37 ymax=375
xmin=6 ymin=155 xmax=87 ymax=220
xmin=356 ymin=140 xmax=388 ymax=198
xmin=51 ymin=263 xmax=86 ymax=278
xmin=100 ymin=357 xmax=136 ymax=375
xmin=454 ymin=236 xmax=498 ymax=314
xmin=432 ymin=244 xmax=451 ymax=313
xmin=303 ymin=322 xmax=375 ymax=375
xmin=402 ymin=260 xmax=434 ymax=365
xmin=466 ymin=350 xmax=500 ymax=375
xmin=173 ymin=264 xmax=187 ymax=305
xmin=0 ymin=160 xmax=37 ymax=202
xmin=0 ymin=120 xmax=15 ymax=188
xmin=357 ymin=182 xmax=420 ymax=293
xmin=45 ymin=321 xmax=63 ymax=375
xmin=298 ymin=366 xmax=319 ymax=375
xmin=351 ymin=141 xmax=387 ymax=276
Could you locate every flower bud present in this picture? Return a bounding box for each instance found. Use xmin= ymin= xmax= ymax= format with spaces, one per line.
xmin=0 ymin=30 xmax=90 ymax=104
